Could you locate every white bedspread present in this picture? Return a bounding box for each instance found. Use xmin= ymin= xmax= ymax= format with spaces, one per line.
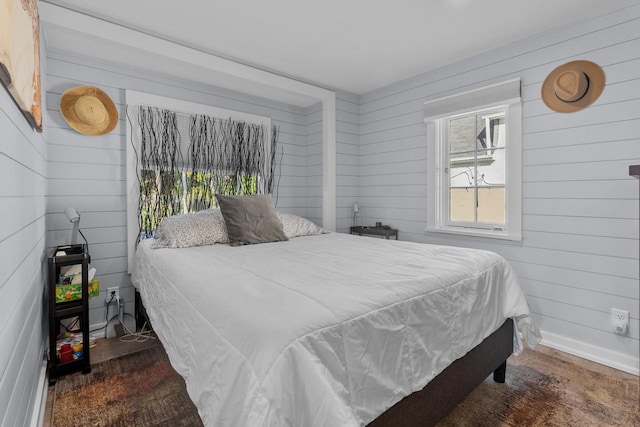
xmin=132 ymin=233 xmax=540 ymax=427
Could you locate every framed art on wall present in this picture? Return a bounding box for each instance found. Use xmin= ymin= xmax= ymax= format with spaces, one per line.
xmin=0 ymin=0 xmax=42 ymax=132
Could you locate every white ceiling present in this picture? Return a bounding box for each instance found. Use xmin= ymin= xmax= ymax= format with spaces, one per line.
xmin=41 ymin=0 xmax=637 ymax=100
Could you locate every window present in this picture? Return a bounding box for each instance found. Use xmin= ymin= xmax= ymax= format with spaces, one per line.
xmin=425 ymin=79 xmax=522 ymax=240
xmin=138 ymin=170 xmax=258 ymax=238
xmin=131 ymin=107 xmax=273 ymax=240
xmin=125 ymin=91 xmax=273 ymax=271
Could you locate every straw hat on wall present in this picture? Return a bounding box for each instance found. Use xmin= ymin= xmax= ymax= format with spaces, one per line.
xmin=541 ymin=60 xmax=605 ymax=113
xmin=60 ymin=86 xmax=118 ymax=135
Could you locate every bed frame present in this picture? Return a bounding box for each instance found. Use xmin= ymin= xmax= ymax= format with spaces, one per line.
xmin=368 ymin=318 xmax=513 ymax=426
xmin=135 ymin=290 xmax=512 ymax=426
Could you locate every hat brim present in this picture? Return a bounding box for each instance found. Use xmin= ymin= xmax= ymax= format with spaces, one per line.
xmin=60 ymin=86 xmax=119 ymax=135
xmin=541 ymin=60 xmax=605 ymax=113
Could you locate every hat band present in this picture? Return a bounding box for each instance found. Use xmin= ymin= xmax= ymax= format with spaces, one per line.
xmin=555 ymin=74 xmax=590 ymax=104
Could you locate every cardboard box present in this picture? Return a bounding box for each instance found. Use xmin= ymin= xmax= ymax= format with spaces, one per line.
xmin=55 ymin=279 xmax=99 ymax=303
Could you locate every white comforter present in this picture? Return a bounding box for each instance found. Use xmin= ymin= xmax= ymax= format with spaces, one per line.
xmin=132 ymin=233 xmax=540 ymax=427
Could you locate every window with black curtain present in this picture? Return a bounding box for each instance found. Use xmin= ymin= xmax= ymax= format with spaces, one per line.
xmin=129 ymin=105 xmax=278 ymax=239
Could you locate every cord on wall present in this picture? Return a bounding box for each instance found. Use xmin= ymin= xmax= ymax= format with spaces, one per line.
xmin=93 ymin=292 xmax=154 ymax=342
xmin=118 ymin=299 xmax=155 ymax=343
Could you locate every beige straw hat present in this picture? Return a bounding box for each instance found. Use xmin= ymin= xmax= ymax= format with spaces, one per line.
xmin=541 ymin=60 xmax=605 ymax=113
xmin=60 ymin=86 xmax=118 ymax=135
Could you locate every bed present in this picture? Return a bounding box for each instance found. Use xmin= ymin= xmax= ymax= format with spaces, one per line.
xmin=131 ymin=215 xmax=540 ymax=427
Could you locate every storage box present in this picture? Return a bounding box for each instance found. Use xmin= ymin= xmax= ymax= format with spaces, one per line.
xmin=55 ymin=279 xmax=99 ymax=303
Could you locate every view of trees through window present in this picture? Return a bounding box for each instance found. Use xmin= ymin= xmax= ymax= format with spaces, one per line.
xmin=139 ymin=170 xmax=258 ymax=237
xmin=131 ymin=106 xmax=276 ymax=240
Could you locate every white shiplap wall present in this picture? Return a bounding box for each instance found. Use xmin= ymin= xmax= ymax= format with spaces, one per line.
xmin=45 ymin=50 xmax=309 ymax=336
xmin=358 ymin=5 xmax=640 ymax=372
xmin=305 ymin=102 xmax=323 ymax=225
xmin=37 ymin=1 xmax=638 ymax=378
xmin=336 ymin=92 xmax=360 ymax=233
xmin=304 ymin=93 xmax=360 ymax=232
xmin=0 ymin=52 xmax=48 ymax=427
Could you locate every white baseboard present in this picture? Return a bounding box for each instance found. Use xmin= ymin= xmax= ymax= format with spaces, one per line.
xmin=540 ymin=329 xmax=639 ymax=376
xmin=29 ymin=359 xmax=48 ymax=427
xmin=90 ymin=322 xmax=108 ymax=340
xmin=90 ymin=315 xmax=135 ymax=339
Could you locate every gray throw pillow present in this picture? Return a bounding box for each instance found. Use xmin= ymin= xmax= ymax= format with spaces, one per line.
xmin=216 ymin=194 xmax=288 ymax=246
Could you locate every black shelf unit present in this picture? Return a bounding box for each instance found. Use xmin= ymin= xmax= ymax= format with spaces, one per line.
xmin=48 ymin=244 xmax=91 ymax=385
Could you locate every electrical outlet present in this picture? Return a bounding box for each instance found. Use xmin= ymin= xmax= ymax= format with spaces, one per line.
xmin=611 ymin=308 xmax=629 ymax=335
xmin=106 ymin=286 xmax=120 ymax=304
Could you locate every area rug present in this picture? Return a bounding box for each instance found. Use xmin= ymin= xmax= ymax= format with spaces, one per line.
xmin=438 ymin=348 xmax=639 ymax=427
xmin=53 ymin=344 xmax=202 ymax=427
xmin=53 ymin=344 xmax=639 ymax=426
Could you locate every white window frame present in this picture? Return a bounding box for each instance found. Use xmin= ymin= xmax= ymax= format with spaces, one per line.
xmin=425 ymin=79 xmax=522 ymax=241
xmin=125 ymin=91 xmax=272 ymax=272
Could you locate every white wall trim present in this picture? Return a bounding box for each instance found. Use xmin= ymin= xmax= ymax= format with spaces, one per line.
xmin=424 ymin=80 xmax=522 ymax=241
xmin=540 ymin=329 xmax=639 ymax=376
xmin=28 ymin=359 xmax=48 ymax=427
xmin=89 ymin=318 xmax=136 ymax=340
xmin=322 ymin=96 xmax=337 ymax=231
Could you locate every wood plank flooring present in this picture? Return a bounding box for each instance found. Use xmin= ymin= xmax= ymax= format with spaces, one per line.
xmin=42 ymin=339 xmax=637 ymax=426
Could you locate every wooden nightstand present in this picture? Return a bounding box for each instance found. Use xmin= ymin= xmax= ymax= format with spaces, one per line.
xmin=350 ymin=226 xmax=398 ymax=240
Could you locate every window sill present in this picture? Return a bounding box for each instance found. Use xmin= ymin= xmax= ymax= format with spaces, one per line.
xmin=425 ymin=226 xmax=522 ymax=242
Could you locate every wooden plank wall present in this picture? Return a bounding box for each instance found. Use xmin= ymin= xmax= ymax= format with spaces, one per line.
xmin=45 ymin=51 xmax=309 ymax=337
xmin=0 ymin=48 xmax=48 ymax=427
xmin=336 ymin=92 xmax=360 ymax=233
xmin=357 ymin=5 xmax=640 ymax=370
xmin=304 ymin=92 xmax=359 ymax=232
xmin=304 ymin=103 xmax=323 ymax=225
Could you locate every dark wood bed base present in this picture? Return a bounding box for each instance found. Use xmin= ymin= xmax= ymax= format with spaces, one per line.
xmin=368 ymin=318 xmax=514 ymax=427
xmin=135 ymin=290 xmax=512 ymax=426
xmin=134 ymin=289 xmax=152 ymax=332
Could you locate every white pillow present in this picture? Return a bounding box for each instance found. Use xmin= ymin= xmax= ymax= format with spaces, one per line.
xmin=151 ymin=208 xmax=229 ymax=248
xmin=277 ymin=213 xmax=326 ymax=239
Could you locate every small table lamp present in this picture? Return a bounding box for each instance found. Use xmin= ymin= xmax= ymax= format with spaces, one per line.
xmin=65 ymin=207 xmax=89 ymax=251
xmin=352 ymin=202 xmax=359 ymax=227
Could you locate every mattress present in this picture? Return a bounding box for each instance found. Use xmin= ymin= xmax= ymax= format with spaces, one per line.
xmin=132 ymin=232 xmax=540 ymax=426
